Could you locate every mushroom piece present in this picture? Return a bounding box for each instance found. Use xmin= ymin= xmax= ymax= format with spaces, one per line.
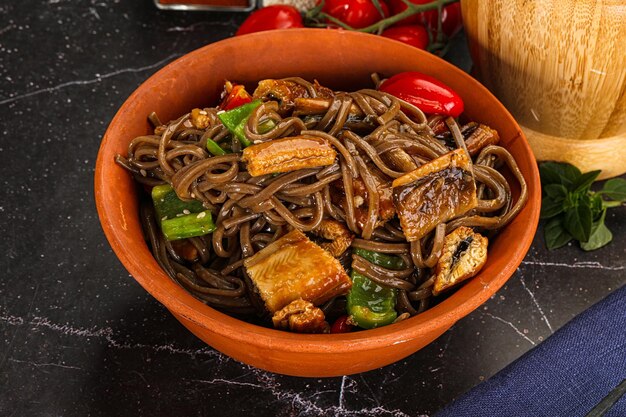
xmin=170 ymin=239 xmax=199 ymax=262
xmin=331 ymin=164 xmax=396 ymax=230
xmin=243 ymin=229 xmax=352 ymax=314
xmin=392 ymin=149 xmax=478 ymax=241
xmin=433 ymin=226 xmax=488 ymax=295
xmin=272 ymin=299 xmax=330 ymax=333
xmin=352 ymin=165 xmax=396 ymax=227
xmin=310 ymin=219 xmax=355 ymax=257
xmin=190 ymin=108 xmax=212 ymax=129
xmin=253 ymin=79 xmax=334 ymax=115
xmin=465 ymin=124 xmax=500 ymax=156
xmin=434 ymin=122 xmax=500 ymax=156
xmin=242 ymin=135 xmax=337 ymax=177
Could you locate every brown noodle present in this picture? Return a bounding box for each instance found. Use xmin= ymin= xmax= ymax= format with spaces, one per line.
xmin=116 ymin=77 xmax=528 ymax=325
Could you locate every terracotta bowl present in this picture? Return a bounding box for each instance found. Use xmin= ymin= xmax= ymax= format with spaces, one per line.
xmin=95 ymin=29 xmax=541 ymax=377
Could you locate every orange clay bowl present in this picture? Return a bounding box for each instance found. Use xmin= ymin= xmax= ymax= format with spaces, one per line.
xmin=95 ymin=29 xmax=541 ymax=377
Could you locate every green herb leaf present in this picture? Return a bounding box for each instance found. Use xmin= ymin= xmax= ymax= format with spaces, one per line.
xmin=539 ymin=162 xmax=622 ymax=252
xmin=540 ymin=197 xmax=564 ymax=219
xmin=544 ymin=217 xmax=573 ymax=250
xmin=590 ymin=194 xmax=605 ymax=219
xmin=580 ymin=210 xmax=613 ymax=251
xmin=541 ymin=184 xmax=568 ymax=219
xmin=539 ymin=162 xmax=582 ymax=189
xmin=573 ymin=170 xmax=601 ymax=193
xmin=564 ymin=203 xmax=592 ymax=243
xmin=599 ymin=178 xmax=626 ymax=202
xmin=544 ymin=184 xmax=568 ymax=200
xmin=563 ymin=191 xmax=581 ymax=211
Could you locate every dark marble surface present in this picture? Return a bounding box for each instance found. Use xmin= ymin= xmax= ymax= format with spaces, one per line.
xmin=0 ymin=1 xmax=624 ymax=416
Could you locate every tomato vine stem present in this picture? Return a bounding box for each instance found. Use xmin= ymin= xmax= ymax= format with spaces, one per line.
xmin=305 ymin=0 xmax=458 ymax=34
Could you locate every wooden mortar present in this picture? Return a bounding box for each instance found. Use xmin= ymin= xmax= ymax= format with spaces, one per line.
xmin=461 ymin=0 xmax=626 ymax=179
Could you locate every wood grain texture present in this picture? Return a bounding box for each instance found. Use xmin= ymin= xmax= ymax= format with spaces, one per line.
xmin=462 ymin=0 xmax=626 ymax=178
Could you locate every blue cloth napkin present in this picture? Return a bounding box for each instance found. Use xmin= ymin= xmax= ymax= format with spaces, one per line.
xmin=436 ymin=284 xmax=626 ymax=417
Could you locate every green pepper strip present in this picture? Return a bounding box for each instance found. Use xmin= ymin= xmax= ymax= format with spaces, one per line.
xmin=257 ymin=118 xmax=276 ymax=134
xmin=347 ymin=249 xmax=406 ymax=329
xmin=151 ymin=184 xmax=205 ymax=220
xmin=353 ymin=248 xmax=406 ymax=270
xmin=209 ymin=114 xmax=274 ymax=155
xmin=205 ymin=139 xmax=227 ymax=156
xmin=151 ymin=184 xmax=215 ymax=240
xmin=217 ymin=99 xmax=262 ymax=147
xmin=160 ymin=210 xmax=216 ymax=241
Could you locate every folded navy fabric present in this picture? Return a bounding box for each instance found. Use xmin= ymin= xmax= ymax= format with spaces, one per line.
xmin=436 ymin=284 xmax=626 ymax=417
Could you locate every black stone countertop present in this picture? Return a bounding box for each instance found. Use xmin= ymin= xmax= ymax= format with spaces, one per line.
xmin=1 ymin=1 xmax=624 ymax=416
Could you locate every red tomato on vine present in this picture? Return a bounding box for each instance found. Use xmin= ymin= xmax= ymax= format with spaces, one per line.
xmin=381 ymin=25 xmax=429 ymax=49
xmin=236 ymin=5 xmax=304 ymax=36
xmin=321 ymin=0 xmax=389 ymax=29
xmin=387 ymin=0 xmax=462 ymax=38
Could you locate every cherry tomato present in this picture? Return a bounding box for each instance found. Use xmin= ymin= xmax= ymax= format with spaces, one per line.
xmin=236 ymin=5 xmax=304 ymax=36
xmin=330 ymin=315 xmax=355 ymax=333
xmin=378 ymin=71 xmax=464 ymax=116
xmin=381 ymin=25 xmax=428 ymax=49
xmin=321 ymin=0 xmax=389 ymax=29
xmin=387 ymin=0 xmax=462 ymax=38
xmin=424 ymin=2 xmax=462 ymax=38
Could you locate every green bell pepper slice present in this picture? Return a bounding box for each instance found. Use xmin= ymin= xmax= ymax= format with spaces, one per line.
xmin=205 ymin=138 xmax=227 ymax=156
xmin=352 ymin=248 xmax=406 ymax=270
xmin=347 ymin=271 xmax=398 ymax=329
xmin=151 ymin=184 xmax=215 ymax=240
xmin=217 ymin=99 xmax=262 ymax=147
xmin=160 ymin=210 xmax=216 ymax=241
xmin=347 ymin=249 xmax=406 ymax=329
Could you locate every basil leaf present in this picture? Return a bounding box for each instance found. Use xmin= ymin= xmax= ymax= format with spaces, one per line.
xmin=539 ymin=162 xmax=582 ymax=189
xmin=540 ymin=197 xmax=564 ymax=219
xmin=539 ymin=162 xmax=565 ymax=186
xmin=580 ymin=210 xmax=612 ymax=251
xmin=539 ymin=162 xmax=621 ymax=252
xmin=564 ymin=203 xmax=592 ymax=243
xmin=599 ymin=178 xmax=626 ymax=202
xmin=590 ymin=194 xmax=604 ymax=219
xmin=563 ymin=191 xmax=581 ymax=211
xmin=544 ymin=184 xmax=568 ymax=200
xmin=573 ymin=170 xmax=601 ymax=193
xmin=544 ymin=217 xmax=573 ymax=250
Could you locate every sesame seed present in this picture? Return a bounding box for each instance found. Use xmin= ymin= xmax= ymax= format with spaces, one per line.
xmin=182 ymin=209 xmax=191 ymax=215
xmin=196 ymin=212 xmax=206 ymax=219
xmin=140 ymin=169 xmax=147 ymax=177
xmin=161 ymin=216 xmax=167 ymax=221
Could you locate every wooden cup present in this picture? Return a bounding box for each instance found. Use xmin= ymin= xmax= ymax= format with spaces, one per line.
xmin=461 ymin=0 xmax=626 ymax=179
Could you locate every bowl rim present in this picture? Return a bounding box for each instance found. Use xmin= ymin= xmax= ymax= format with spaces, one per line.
xmin=95 ymin=28 xmax=541 ymax=353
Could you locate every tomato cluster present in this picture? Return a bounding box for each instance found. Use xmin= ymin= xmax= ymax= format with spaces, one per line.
xmin=234 ymin=2 xmax=465 ymax=118
xmin=387 ymin=0 xmax=462 ymax=38
xmin=235 ymin=0 xmax=462 ymax=52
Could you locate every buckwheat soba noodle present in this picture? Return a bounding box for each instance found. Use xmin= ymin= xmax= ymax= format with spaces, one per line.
xmin=115 ymin=75 xmax=527 ymax=333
